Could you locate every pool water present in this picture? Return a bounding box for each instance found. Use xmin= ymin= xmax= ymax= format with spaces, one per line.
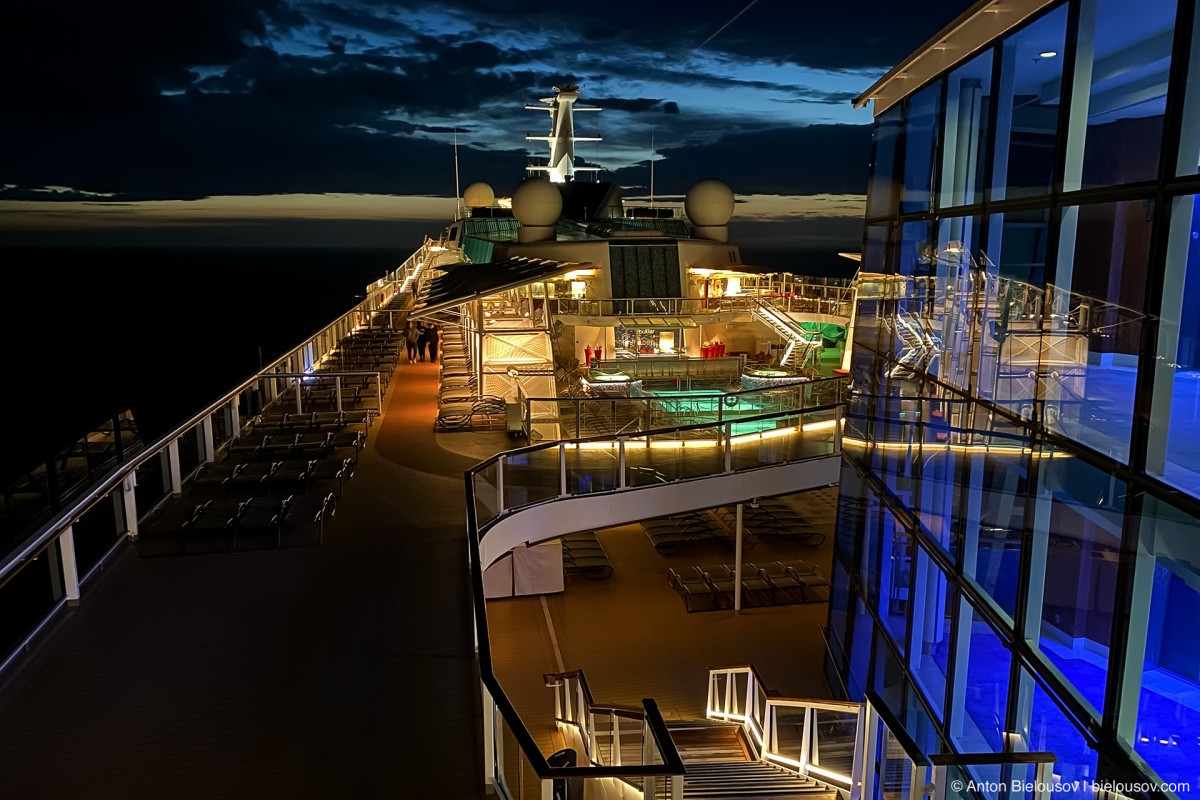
xmin=645 ymin=389 xmax=781 ymax=435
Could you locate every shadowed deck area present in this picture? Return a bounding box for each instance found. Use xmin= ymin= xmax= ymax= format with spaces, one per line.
xmin=0 ymin=359 xmax=484 ymax=799
xmin=486 ymin=490 xmax=839 ymax=758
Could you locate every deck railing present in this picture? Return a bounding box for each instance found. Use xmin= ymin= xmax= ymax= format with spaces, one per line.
xmin=0 ymin=243 xmax=433 ymax=676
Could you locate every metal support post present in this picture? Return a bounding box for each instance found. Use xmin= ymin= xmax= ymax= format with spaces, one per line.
xmin=59 ymin=525 xmax=80 ymax=603
xmin=734 ymin=503 xmax=744 ymax=612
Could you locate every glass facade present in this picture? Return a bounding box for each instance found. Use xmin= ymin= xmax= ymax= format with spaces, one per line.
xmin=839 ymin=1 xmax=1200 ymax=796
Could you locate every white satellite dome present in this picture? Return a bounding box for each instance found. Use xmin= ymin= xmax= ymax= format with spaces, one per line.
xmin=463 ymin=182 xmax=495 ymax=208
xmin=684 ymin=179 xmax=735 ymax=227
xmin=511 ymin=178 xmax=562 ymax=227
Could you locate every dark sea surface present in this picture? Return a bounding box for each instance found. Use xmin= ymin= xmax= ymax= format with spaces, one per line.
xmin=1 ymin=247 xmax=406 ymax=484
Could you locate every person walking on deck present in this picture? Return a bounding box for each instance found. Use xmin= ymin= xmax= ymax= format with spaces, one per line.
xmin=426 ymin=324 xmax=441 ymax=364
xmin=403 ymin=321 xmax=420 ymax=363
xmin=415 ymin=323 xmax=428 ymax=362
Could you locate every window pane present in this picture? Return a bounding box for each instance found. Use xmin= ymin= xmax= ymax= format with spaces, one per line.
xmin=940 ymin=50 xmax=993 ymax=208
xmin=1036 ymin=456 xmax=1125 ymax=716
xmin=1148 ymin=194 xmax=1200 ymax=498
xmin=935 ymin=215 xmax=985 ymax=391
xmin=1016 ymin=670 xmax=1099 ymax=800
xmin=868 ymin=106 xmax=903 ymax=218
xmin=1177 ymin=4 xmax=1200 ymax=175
xmin=901 ymin=83 xmax=942 ymax=214
xmin=910 ymin=545 xmax=954 ymax=720
xmin=1051 ymin=201 xmax=1152 ymax=462
xmin=1067 ymin=0 xmax=1174 ymax=190
xmin=1130 ymin=497 xmax=1200 ymax=791
xmin=950 ymin=603 xmax=1011 ymax=799
xmin=991 ymin=5 xmax=1069 ymax=200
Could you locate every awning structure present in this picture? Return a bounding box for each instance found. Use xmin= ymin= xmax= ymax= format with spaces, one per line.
xmin=410 ymin=256 xmax=593 ymax=318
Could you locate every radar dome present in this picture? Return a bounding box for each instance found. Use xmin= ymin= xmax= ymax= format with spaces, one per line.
xmin=463 ymin=182 xmax=495 ymax=208
xmin=511 ymin=178 xmax=562 ymax=227
xmin=685 ymin=180 xmax=735 ymax=227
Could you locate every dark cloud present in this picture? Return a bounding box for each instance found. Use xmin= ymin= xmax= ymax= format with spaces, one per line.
xmin=610 ymin=124 xmax=873 ymax=197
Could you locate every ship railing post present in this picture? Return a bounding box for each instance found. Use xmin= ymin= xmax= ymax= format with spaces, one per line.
xmin=294 ymin=375 xmax=304 ymax=415
xmin=559 ymin=444 xmax=568 ymax=497
xmin=725 ymin=422 xmax=733 ymax=472
xmin=166 ymin=441 xmax=182 ymax=496
xmin=335 ymin=376 xmax=343 ymax=414
xmin=496 ymin=456 xmax=505 ymax=514
xmin=229 ymin=395 xmax=241 ymax=440
xmin=617 ymin=437 xmax=626 ymax=489
xmin=59 ymin=525 xmax=80 ymax=603
xmin=121 ymin=473 xmax=139 ymax=540
xmin=200 ymin=414 xmax=215 ymax=464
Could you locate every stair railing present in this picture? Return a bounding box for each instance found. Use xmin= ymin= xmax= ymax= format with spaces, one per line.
xmin=707 ymin=665 xmax=862 ymax=793
xmin=543 ymin=669 xmax=684 ymax=798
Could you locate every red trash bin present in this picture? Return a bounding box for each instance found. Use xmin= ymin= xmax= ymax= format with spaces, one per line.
xmin=717 ymin=342 xmax=726 ymax=357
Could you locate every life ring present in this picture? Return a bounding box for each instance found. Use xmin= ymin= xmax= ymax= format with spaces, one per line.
xmin=723 ymin=394 xmax=739 ymax=408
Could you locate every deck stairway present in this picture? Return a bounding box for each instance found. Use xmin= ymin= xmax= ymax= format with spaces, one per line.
xmin=751 ymin=300 xmax=822 ymax=369
xmin=668 ymin=720 xmax=837 ymax=800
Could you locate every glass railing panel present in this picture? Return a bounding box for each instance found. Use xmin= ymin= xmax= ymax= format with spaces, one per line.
xmin=878 ymin=728 xmax=917 ymax=799
xmin=769 ymin=704 xmax=808 ymax=763
xmin=626 ymin=433 xmax=722 ymax=485
xmin=811 ymin=708 xmax=858 ymax=781
xmin=177 ymin=425 xmax=202 ymax=478
xmin=710 ymin=672 xmax=729 ymax=717
xmin=501 ymin=448 xmax=563 ymax=510
xmin=562 ymin=444 xmax=619 ymax=494
xmin=0 ymin=538 xmax=64 ymax=667
xmin=211 ymin=407 xmax=232 ymax=453
xmin=134 ymin=454 xmax=169 ymax=517
xmin=495 ymin=705 xmax=544 ymax=800
xmin=473 ymin=462 xmax=500 ymax=528
xmin=72 ymin=487 xmax=123 ymax=578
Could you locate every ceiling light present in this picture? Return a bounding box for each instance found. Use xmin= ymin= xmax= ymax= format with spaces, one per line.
xmin=1039 ymin=50 xmax=1058 ymax=58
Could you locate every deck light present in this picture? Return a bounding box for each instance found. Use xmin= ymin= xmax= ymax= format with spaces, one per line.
xmin=1039 ymin=50 xmax=1058 ymax=58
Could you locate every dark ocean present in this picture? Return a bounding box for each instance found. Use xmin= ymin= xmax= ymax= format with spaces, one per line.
xmin=0 ymin=247 xmax=403 ymax=484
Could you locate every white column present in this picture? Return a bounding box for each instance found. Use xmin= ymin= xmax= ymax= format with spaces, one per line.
xmin=59 ymin=525 xmax=80 ymax=603
xmin=496 ymin=456 xmax=505 ymax=513
xmin=734 ymin=503 xmax=744 ymax=612
xmin=228 ymin=397 xmax=241 ymax=439
xmin=200 ymin=415 xmax=215 ymax=463
xmin=481 ymin=684 xmax=496 ymax=790
xmin=121 ymin=473 xmax=139 ymax=539
xmin=166 ymin=441 xmax=182 ymax=496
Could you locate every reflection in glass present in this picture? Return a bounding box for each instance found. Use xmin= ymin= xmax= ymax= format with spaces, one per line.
xmin=1035 ymin=456 xmax=1124 ymax=715
xmin=901 ymin=83 xmax=942 ymax=214
xmin=1053 ymin=200 xmax=1151 ymax=462
xmin=910 ymin=545 xmax=954 ymax=719
xmin=1068 ymin=0 xmax=1174 ymax=190
xmin=951 ymin=603 xmax=1010 ymax=799
xmin=1017 ymin=672 xmax=1098 ymax=800
xmin=991 ymin=5 xmax=1068 ymax=200
xmin=1149 ymin=195 xmax=1200 ymax=498
xmin=1130 ymin=497 xmax=1200 ymax=791
xmin=940 ymin=50 xmax=992 ymax=209
xmin=868 ymin=106 xmax=903 ymax=218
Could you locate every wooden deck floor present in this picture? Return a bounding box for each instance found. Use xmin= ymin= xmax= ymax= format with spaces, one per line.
xmin=0 ymin=357 xmax=485 ymax=799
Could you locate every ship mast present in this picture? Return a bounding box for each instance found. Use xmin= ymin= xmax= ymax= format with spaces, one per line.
xmin=525 ymin=85 xmax=602 ymax=182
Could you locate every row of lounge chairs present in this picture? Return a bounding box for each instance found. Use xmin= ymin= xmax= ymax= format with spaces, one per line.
xmin=642 ymin=511 xmax=728 ymax=554
xmin=667 ymin=559 xmax=830 ymax=612
xmin=712 ymin=499 xmax=826 ymax=548
xmin=249 ymin=410 xmax=372 ymax=434
xmin=193 ymin=457 xmax=355 ymax=498
xmin=228 ymin=430 xmax=364 ymax=462
xmin=436 ymin=321 xmax=509 ymax=431
xmin=559 ymin=531 xmax=612 ymax=580
xmin=140 ymin=492 xmax=337 ymax=555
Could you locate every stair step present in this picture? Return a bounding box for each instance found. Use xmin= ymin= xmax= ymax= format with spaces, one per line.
xmin=683 ymin=760 xmax=831 ymax=799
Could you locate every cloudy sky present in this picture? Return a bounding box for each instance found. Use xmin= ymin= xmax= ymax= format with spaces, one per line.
xmin=0 ymin=0 xmax=975 ymax=250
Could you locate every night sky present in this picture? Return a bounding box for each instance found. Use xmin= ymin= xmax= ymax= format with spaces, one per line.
xmin=1 ymin=0 xmax=976 ymax=250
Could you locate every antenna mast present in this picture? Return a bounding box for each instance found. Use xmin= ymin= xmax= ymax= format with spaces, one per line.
xmin=524 ymin=85 xmax=602 ymax=182
xmin=453 ymin=129 xmax=463 ymax=219
xmin=650 ymin=126 xmax=655 ymax=209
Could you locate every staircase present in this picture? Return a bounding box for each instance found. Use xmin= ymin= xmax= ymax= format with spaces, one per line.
xmin=683 ymin=761 xmax=835 ymax=799
xmin=668 ymin=720 xmax=836 ymax=800
xmin=751 ymin=301 xmax=821 ymax=369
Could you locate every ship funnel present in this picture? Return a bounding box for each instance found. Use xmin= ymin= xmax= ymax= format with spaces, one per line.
xmin=685 ymin=179 xmax=735 ymax=242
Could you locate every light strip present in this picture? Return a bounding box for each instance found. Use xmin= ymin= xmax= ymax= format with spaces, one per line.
xmin=805 ymin=764 xmax=852 ymax=785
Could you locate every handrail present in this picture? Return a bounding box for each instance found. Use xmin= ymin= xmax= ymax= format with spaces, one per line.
xmin=865 ymin=691 xmax=930 ymax=767
xmin=928 ymin=752 xmax=1057 ymax=766
xmin=0 ymin=250 xmax=423 ymax=589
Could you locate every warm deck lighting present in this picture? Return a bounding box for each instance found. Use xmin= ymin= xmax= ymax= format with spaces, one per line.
xmin=1039 ymin=50 xmax=1058 ymax=58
